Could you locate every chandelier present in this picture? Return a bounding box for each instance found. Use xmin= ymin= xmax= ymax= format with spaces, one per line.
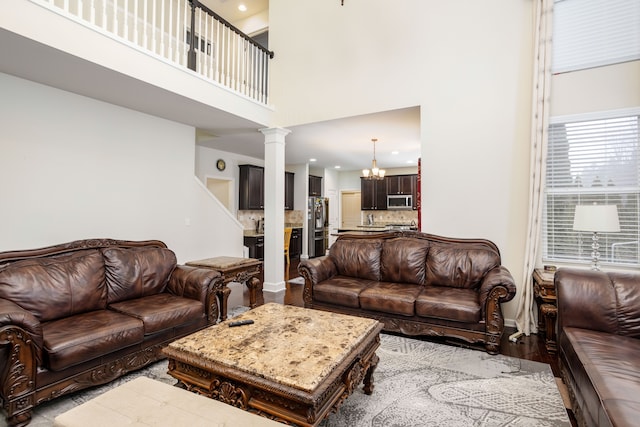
xmin=362 ymin=138 xmax=386 ymax=180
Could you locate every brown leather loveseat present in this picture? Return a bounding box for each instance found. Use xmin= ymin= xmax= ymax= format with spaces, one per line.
xmin=298 ymin=231 xmax=516 ymax=354
xmin=0 ymin=238 xmax=223 ymax=427
xmin=555 ymin=268 xmax=640 ymax=427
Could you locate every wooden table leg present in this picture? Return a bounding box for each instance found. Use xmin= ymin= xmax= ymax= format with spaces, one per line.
xmin=246 ymin=277 xmax=260 ymax=309
xmin=541 ymin=303 xmax=557 ymax=353
xmin=363 ymin=353 xmax=379 ymax=395
xmin=217 ymin=286 xmax=231 ymax=321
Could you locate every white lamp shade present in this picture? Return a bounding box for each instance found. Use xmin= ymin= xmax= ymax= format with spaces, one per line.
xmin=573 ymin=204 xmax=621 ymax=232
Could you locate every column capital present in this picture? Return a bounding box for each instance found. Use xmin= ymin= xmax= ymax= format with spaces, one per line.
xmin=259 ymin=127 xmax=291 ymax=143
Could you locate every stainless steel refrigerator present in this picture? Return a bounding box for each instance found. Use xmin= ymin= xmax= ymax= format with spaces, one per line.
xmin=308 ymin=197 xmax=328 ymax=258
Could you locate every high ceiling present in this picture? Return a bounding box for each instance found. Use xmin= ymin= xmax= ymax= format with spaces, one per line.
xmin=196 ymin=0 xmax=422 ymax=172
xmin=201 ymin=0 xmax=269 ymax=26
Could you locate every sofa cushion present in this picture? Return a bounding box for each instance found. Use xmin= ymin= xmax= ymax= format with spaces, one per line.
xmin=109 ymin=294 xmax=204 ymax=335
xmin=103 ymin=247 xmax=177 ymax=304
xmin=0 ymin=249 xmax=106 ymax=322
xmin=313 ymin=276 xmax=374 ymax=308
xmin=329 ymin=239 xmax=382 ymax=281
xmin=561 ymin=327 xmax=640 ymax=427
xmin=425 ymin=242 xmax=500 ymax=289
xmin=380 ymin=237 xmax=429 ymax=285
xmin=416 ymin=286 xmax=481 ymax=322
xmin=359 ymin=282 xmax=422 ymax=316
xmin=42 ymin=309 xmax=144 ymax=371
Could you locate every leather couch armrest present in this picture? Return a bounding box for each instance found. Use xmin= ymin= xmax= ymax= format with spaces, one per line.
xmin=0 ymin=298 xmax=43 ymax=354
xmin=478 ymin=266 xmax=517 ymax=317
xmin=0 ymin=298 xmax=42 ymax=399
xmin=167 ymin=265 xmax=223 ymax=323
xmin=298 ymin=256 xmax=338 ymax=305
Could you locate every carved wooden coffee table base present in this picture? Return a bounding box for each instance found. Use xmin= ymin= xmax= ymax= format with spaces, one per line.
xmin=163 ymin=304 xmax=383 ymax=426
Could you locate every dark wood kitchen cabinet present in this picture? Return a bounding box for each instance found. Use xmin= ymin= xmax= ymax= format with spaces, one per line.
xmin=239 ymin=165 xmax=264 ymax=210
xmin=290 ymin=228 xmax=302 ymax=260
xmin=285 ymin=172 xmax=295 ymax=210
xmin=239 ymin=165 xmax=295 ymax=210
xmin=243 ymin=235 xmax=264 ymax=261
xmin=309 ymin=175 xmax=322 ymax=196
xmin=386 ymin=175 xmax=415 ymax=195
xmin=361 ymin=178 xmax=387 ymax=210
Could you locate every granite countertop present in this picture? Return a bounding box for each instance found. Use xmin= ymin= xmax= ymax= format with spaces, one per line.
xmin=165 ymin=303 xmax=381 ymax=393
xmin=244 ymin=223 xmax=302 ymax=237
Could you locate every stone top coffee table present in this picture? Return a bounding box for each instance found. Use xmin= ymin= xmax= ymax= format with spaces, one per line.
xmin=163 ymin=303 xmax=383 ymax=426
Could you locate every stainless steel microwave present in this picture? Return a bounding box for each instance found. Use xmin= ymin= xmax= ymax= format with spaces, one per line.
xmin=387 ymin=194 xmax=413 ymax=210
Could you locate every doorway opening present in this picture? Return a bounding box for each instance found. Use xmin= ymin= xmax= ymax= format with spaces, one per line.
xmin=206 ymin=177 xmax=233 ymax=211
xmin=340 ymin=191 xmax=361 ymax=229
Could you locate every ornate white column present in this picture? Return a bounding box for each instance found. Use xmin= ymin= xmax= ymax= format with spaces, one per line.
xmin=260 ymin=127 xmax=291 ymax=293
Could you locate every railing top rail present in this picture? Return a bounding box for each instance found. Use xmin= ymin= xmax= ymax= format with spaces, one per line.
xmin=191 ymin=0 xmax=274 ymax=59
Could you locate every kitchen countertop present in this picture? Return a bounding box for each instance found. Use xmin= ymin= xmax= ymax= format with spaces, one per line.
xmin=244 ymin=224 xmax=303 ymax=237
xmin=337 ymin=224 xmax=418 ymax=233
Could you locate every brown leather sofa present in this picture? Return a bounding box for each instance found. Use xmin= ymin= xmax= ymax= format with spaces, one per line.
xmin=298 ymin=231 xmax=516 ymax=354
xmin=0 ymin=238 xmax=223 ymax=427
xmin=555 ymin=268 xmax=640 ymax=427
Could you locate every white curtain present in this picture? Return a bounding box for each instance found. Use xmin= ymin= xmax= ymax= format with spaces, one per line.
xmin=514 ymin=0 xmax=554 ymax=337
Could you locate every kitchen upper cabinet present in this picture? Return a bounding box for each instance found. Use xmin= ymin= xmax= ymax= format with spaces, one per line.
xmin=239 ymin=165 xmax=295 ymax=210
xmin=361 ymin=178 xmax=387 ymax=210
xmin=239 ymin=164 xmax=264 ymax=210
xmin=285 ymin=172 xmax=295 ymax=210
xmin=309 ymin=175 xmax=322 ymax=196
xmin=386 ymin=175 xmax=415 ymax=195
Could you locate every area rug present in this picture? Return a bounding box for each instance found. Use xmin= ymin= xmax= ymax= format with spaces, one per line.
xmin=11 ymin=317 xmax=570 ymax=427
xmin=320 ymin=333 xmax=570 ymax=427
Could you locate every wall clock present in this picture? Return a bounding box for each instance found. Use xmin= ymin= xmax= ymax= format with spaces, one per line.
xmin=216 ymin=159 xmax=226 ymax=171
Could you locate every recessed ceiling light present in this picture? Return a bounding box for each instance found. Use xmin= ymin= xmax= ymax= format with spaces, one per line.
xmin=334 ymin=165 xmax=341 ymax=169
xmin=309 ymin=158 xmax=317 ymax=162
xmin=406 ymin=160 xmax=415 ymax=164
xmin=391 ymin=151 xmax=400 ymax=155
xmin=238 ymin=4 xmax=247 ymax=12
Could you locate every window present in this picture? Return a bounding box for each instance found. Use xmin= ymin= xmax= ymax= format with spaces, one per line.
xmin=553 ymin=0 xmax=640 ymax=73
xmin=543 ymin=112 xmax=640 ymax=267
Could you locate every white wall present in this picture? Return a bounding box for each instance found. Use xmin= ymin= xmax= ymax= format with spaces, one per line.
xmin=0 ymin=73 xmax=243 ymax=262
xmin=269 ymin=0 xmax=534 ymax=322
xmin=195 ymin=145 xmax=266 ymax=215
xmin=551 ymin=61 xmax=640 ymax=116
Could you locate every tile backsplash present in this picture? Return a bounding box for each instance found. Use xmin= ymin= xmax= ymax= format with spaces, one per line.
xmin=238 ymin=210 xmax=304 ymax=230
xmin=362 ymin=210 xmax=418 ymax=225
xmin=237 ymin=209 xmax=416 ymax=230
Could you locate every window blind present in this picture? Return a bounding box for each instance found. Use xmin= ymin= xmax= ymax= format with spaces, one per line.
xmin=552 ymin=0 xmax=640 ymax=73
xmin=543 ymin=112 xmax=640 ymax=267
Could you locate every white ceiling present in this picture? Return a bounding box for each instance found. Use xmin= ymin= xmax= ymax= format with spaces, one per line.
xmin=201 ymin=0 xmax=270 ymax=26
xmin=197 ymin=106 xmax=421 ymax=172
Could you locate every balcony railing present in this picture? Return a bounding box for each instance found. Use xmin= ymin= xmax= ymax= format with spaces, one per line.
xmin=32 ymin=0 xmax=274 ymax=104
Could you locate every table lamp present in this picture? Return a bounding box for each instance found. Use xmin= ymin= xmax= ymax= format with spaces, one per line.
xmin=573 ymin=204 xmax=620 ymax=270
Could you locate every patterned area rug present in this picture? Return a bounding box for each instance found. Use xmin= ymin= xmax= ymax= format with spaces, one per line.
xmin=10 ymin=310 xmax=569 ymax=427
xmin=320 ymin=334 xmax=570 ymax=427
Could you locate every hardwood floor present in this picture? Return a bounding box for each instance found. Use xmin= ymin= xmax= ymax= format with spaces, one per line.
xmin=231 ymin=259 xmax=577 ymax=426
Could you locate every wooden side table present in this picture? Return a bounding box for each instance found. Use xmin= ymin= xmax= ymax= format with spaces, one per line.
xmin=186 ymin=256 xmax=262 ymax=321
xmin=533 ymin=268 xmax=557 ymax=353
